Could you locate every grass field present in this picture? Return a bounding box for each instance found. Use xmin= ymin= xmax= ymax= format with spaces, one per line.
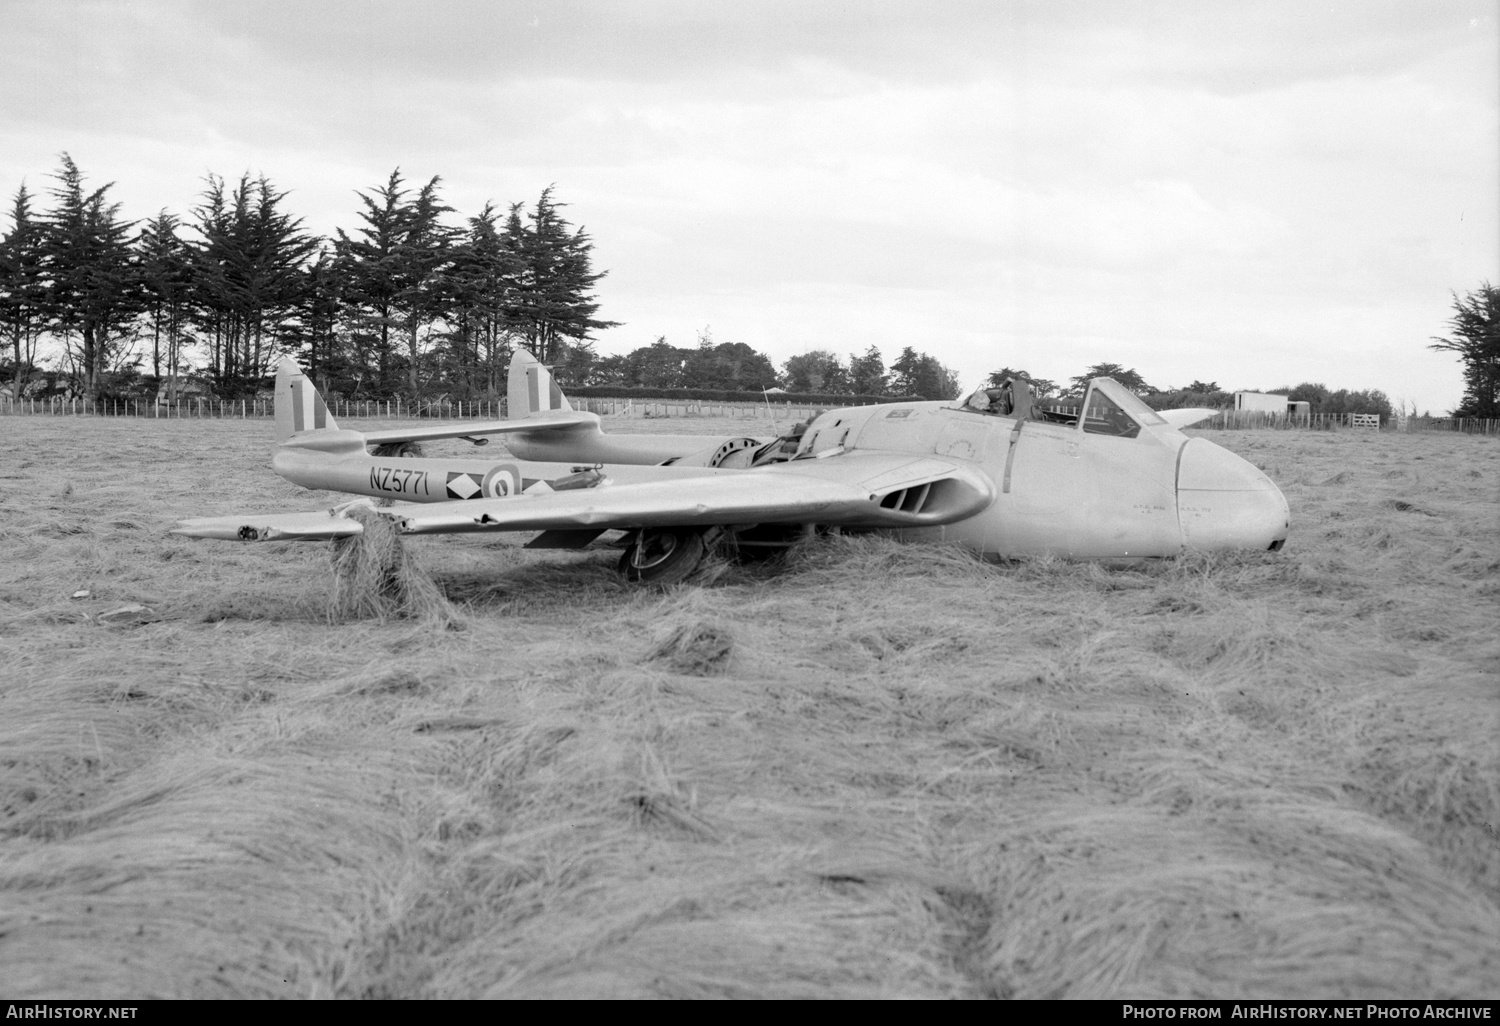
xmin=1 ymin=415 xmax=1496 ymax=999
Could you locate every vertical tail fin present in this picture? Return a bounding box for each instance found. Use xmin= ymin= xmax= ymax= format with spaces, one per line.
xmin=274 ymin=359 xmax=339 ymax=442
xmin=507 ymin=349 xmax=574 ymax=419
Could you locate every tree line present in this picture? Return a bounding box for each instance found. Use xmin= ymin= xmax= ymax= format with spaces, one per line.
xmin=981 ymin=361 xmax=1398 ymax=418
xmin=553 ymin=334 xmax=961 ymax=401
xmin=9 ymin=154 xmax=1482 ymax=413
xmin=0 ymin=155 xmax=971 ymax=404
xmin=0 ymin=155 xmax=614 ymax=401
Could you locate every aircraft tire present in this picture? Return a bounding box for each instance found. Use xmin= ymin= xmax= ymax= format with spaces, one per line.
xmin=620 ymin=528 xmax=704 ymax=586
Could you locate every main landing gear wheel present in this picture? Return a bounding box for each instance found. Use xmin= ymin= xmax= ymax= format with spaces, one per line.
xmin=619 ymin=528 xmax=705 ymax=586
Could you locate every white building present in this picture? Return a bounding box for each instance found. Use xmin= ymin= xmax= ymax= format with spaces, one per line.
xmin=1234 ymin=391 xmax=1291 ymax=413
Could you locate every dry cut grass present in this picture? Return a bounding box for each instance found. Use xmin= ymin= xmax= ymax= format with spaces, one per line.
xmin=0 ymin=417 xmax=1496 ymax=998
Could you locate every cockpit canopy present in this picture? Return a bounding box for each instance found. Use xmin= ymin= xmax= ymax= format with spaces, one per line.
xmin=962 ymin=376 xmax=1166 ymax=441
xmin=1079 ymin=378 xmax=1166 ymax=439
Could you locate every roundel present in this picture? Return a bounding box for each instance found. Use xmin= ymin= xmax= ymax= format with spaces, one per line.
xmin=481 ymin=463 xmax=522 ymax=498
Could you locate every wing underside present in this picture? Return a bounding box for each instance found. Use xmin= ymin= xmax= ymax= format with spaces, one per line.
xmin=359 ymin=409 xmax=599 ymax=447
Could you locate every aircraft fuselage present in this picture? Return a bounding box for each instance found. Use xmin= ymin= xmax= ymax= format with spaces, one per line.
xmin=269 ymin=378 xmax=1288 ymax=559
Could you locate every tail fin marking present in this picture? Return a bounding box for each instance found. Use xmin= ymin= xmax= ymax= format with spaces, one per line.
xmin=275 ymin=359 xmax=339 ymax=442
xmin=509 ymin=352 xmax=573 ymax=419
xmin=292 ymin=376 xmax=330 ymax=433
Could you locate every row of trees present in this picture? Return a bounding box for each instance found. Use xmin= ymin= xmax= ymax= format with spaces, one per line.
xmin=1 ymin=155 xmax=612 ymax=400
xmin=548 ymin=335 xmax=961 ymax=399
xmin=1 ymin=155 xmax=969 ymax=403
xmin=991 ymin=282 xmax=1500 ymax=420
xmin=8 ymin=154 xmax=1486 ymax=412
xmin=979 ymin=361 xmax=1395 ymax=418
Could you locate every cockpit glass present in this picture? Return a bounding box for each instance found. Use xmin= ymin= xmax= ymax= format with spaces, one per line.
xmin=1082 ymin=390 xmax=1141 ymax=438
xmin=1080 ymin=378 xmax=1167 ymax=439
xmin=1103 ymin=380 xmax=1167 ymax=426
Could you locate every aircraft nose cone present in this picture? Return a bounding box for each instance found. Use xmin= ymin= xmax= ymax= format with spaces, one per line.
xmin=1176 ymin=438 xmax=1290 ymax=552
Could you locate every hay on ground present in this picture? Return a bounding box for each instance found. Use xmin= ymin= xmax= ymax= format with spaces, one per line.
xmin=327 ymin=506 xmax=460 ymax=625
xmin=646 ymin=620 xmax=735 ymax=676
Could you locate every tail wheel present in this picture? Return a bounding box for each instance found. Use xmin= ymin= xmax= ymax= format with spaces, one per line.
xmin=619 ymin=528 xmax=705 ymax=585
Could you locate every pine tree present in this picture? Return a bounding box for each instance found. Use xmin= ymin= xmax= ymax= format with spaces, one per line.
xmin=1429 ymin=284 xmax=1499 ymax=417
xmin=336 ymin=170 xmax=457 ymax=394
xmin=281 ymin=245 xmax=343 ymax=388
xmin=439 ymin=201 xmax=519 ymax=396
xmin=335 ymin=170 xmax=411 ymax=392
xmin=0 ymin=183 xmax=50 ymax=399
xmin=1068 ymin=363 xmax=1154 ymax=396
xmin=506 ymin=187 xmax=617 ymax=364
xmin=190 ymin=173 xmax=316 ymax=394
xmin=136 ymin=211 xmax=191 ymax=390
xmin=890 ymin=347 xmax=921 ymax=396
xmin=391 ymin=176 xmax=456 ymax=394
xmin=43 ymin=154 xmax=143 ymax=398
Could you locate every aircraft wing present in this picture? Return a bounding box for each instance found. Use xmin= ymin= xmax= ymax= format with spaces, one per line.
xmin=172 ymin=508 xmax=368 ymax=541
xmin=173 ymin=452 xmax=995 ymax=541
xmin=360 ymin=409 xmax=598 ymax=446
xmin=396 ymin=453 xmax=993 ymax=535
xmin=1159 ymin=408 xmax=1220 ymax=429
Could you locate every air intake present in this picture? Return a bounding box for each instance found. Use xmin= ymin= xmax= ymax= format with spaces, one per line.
xmin=877 ymin=483 xmax=931 ymax=514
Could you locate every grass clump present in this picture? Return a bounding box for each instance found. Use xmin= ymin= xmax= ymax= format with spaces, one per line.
xmin=328 ymin=506 xmax=461 ymax=626
xmin=646 ymin=620 xmax=735 ymax=676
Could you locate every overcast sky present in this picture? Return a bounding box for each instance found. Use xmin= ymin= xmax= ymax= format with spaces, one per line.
xmin=4 ymin=0 xmax=1496 ymax=411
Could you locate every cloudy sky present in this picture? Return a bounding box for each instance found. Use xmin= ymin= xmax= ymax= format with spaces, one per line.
xmin=4 ymin=0 xmax=1496 ymax=411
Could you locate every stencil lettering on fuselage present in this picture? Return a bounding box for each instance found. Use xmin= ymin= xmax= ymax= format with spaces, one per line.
xmin=370 ymin=466 xmax=430 ymax=497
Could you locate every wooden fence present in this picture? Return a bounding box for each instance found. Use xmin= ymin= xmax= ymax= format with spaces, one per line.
xmin=0 ymin=396 xmax=830 ymax=421
xmin=1182 ymin=410 xmax=1500 ymax=434
xmin=2 ymin=396 xmax=1497 ymax=435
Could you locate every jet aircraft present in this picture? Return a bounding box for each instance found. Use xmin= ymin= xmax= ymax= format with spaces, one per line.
xmin=173 ymin=354 xmax=1290 ymax=583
